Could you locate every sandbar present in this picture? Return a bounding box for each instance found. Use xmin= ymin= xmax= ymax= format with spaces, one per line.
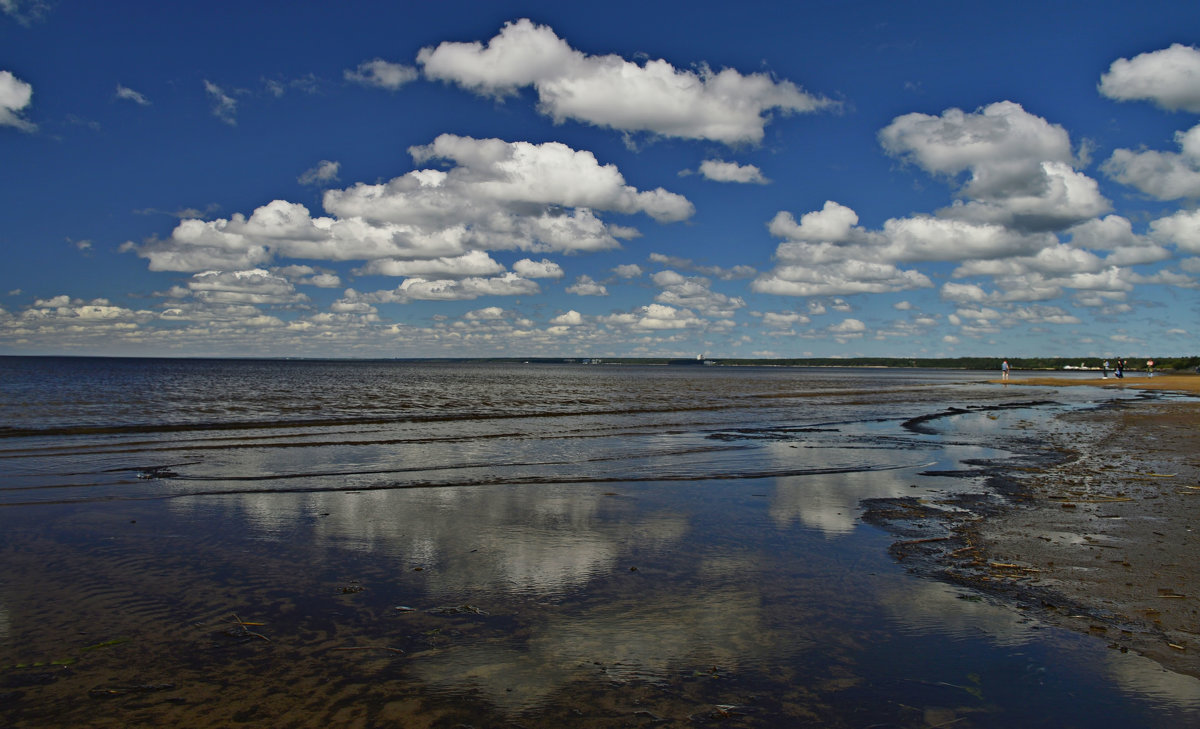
xmin=959 ymin=373 xmax=1200 ymax=677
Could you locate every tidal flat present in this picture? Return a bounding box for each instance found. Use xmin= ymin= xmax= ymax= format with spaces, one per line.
xmin=1 ymin=358 xmax=1198 ymax=727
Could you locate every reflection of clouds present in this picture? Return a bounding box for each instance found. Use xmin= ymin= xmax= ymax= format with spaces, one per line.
xmin=765 ymin=434 xmax=933 ymax=537
xmin=1105 ymin=652 xmax=1200 ymax=708
xmin=928 ymin=410 xmax=1016 ymax=437
xmin=180 ymin=485 xmax=688 ymax=598
xmin=410 ymin=584 xmax=764 ymax=713
xmin=764 ymin=434 xmax=1005 ymax=537
xmin=770 ymin=467 xmax=914 ymax=536
xmin=879 ymin=579 xmax=1035 ymax=647
xmin=388 ymin=489 xmax=689 ymax=599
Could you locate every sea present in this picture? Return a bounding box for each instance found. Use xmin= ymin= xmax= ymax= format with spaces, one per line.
xmin=0 ymin=356 xmax=1196 ymax=727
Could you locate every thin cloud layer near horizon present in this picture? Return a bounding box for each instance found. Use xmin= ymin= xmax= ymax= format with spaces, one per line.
xmin=2 ymin=2 xmax=1199 ymax=359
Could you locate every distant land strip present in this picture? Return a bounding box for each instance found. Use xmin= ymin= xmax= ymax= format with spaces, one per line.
xmin=4 ymin=355 xmax=1198 ymax=371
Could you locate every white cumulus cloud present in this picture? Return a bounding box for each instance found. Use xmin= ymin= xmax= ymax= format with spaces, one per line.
xmin=879 ymin=101 xmax=1107 ymax=232
xmin=1150 ymin=208 xmax=1200 ymax=254
xmin=1099 ymin=43 xmax=1200 ymax=112
xmin=698 ymin=159 xmax=768 ymax=184
xmin=549 ymin=310 xmax=584 ymax=326
xmin=417 ymin=18 xmax=835 ymax=145
xmin=768 ymin=201 xmax=861 ymax=242
xmin=566 ymin=275 xmax=608 ymax=296
xmin=0 ymin=70 xmax=35 ymax=131
xmin=512 ymin=258 xmax=564 ymax=279
xmin=1103 ymin=123 xmax=1200 ymax=200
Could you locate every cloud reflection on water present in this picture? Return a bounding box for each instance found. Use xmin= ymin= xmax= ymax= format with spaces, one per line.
xmin=157 ymin=392 xmax=1200 ymax=720
xmin=410 ymin=583 xmax=764 ymax=713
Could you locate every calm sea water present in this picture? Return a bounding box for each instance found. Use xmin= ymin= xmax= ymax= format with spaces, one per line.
xmin=0 ymin=357 xmax=1195 ymax=727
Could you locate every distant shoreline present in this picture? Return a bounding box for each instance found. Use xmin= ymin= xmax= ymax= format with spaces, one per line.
xmin=3 ymin=353 xmax=1198 ymax=373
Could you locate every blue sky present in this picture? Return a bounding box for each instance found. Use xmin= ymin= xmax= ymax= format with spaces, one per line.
xmin=2 ymin=1 xmax=1200 ymax=359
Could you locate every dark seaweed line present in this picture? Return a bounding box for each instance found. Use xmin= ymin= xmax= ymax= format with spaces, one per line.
xmin=0 ymin=428 xmax=546 ymax=460
xmin=0 ymin=405 xmax=850 ymax=461
xmin=749 ymin=383 xmax=943 ymax=400
xmin=0 ymin=400 xmax=767 ymax=441
xmin=0 ymin=424 xmax=408 ymax=456
xmin=0 ymin=443 xmax=759 ymax=493
xmin=0 ymin=459 xmax=937 ymax=507
xmin=901 ymin=400 xmax=1059 ymax=435
xmin=0 ymin=417 xmax=753 ymax=460
xmin=0 ymin=388 xmax=888 ymax=443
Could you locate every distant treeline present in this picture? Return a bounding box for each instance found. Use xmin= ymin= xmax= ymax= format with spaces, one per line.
xmin=498 ymin=356 xmax=1200 ymax=371
xmin=712 ymin=356 xmax=1200 ymax=371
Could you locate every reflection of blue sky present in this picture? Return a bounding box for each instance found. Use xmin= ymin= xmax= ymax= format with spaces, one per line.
xmin=879 ymin=579 xmax=1200 ymax=709
xmin=881 ymin=579 xmax=1041 ymax=647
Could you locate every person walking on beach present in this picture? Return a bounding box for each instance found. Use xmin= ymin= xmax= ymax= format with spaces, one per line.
xmin=1001 ymin=359 xmax=1010 ymax=382
xmin=1102 ymin=360 xmax=1109 ymax=379
xmin=1116 ymin=358 xmax=1124 ymax=379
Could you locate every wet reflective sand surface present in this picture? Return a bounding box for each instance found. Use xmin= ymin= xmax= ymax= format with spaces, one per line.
xmin=1 ymin=359 xmax=1198 ymax=727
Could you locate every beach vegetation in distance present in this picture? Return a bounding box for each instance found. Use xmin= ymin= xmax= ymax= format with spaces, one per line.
xmin=398 ymin=355 xmax=1200 ymax=371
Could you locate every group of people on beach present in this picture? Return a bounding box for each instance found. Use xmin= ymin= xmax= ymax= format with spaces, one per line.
xmin=1103 ymin=358 xmax=1128 ymax=378
xmin=1003 ymin=358 xmax=1149 ymax=381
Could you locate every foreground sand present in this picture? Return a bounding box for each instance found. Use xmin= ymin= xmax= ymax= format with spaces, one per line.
xmin=970 ymin=373 xmax=1200 ymax=677
xmin=1006 ymin=372 xmax=1200 ymax=395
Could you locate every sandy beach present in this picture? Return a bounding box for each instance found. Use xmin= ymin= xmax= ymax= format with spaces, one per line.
xmin=941 ymin=374 xmax=1200 ymax=678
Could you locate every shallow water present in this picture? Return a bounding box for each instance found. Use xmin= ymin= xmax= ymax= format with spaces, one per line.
xmin=0 ymin=357 xmax=1195 ymax=727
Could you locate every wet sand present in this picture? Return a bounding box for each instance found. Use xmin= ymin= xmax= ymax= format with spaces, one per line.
xmin=924 ymin=374 xmax=1200 ymax=678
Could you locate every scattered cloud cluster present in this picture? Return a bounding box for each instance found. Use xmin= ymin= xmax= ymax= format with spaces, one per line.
xmin=115 ymin=84 xmax=150 ymax=106
xmin=344 ymin=58 xmax=418 ymax=90
xmin=754 ymin=93 xmax=1197 ymax=340
xmin=0 ymin=0 xmax=48 ymax=26
xmin=128 ymin=134 xmax=692 ymax=315
xmin=3 ymin=16 xmax=1199 ymax=357
xmin=203 ymin=80 xmax=238 ymax=126
xmin=298 ymin=160 xmax=340 ymax=186
xmin=1099 ymin=46 xmax=1200 ymax=202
